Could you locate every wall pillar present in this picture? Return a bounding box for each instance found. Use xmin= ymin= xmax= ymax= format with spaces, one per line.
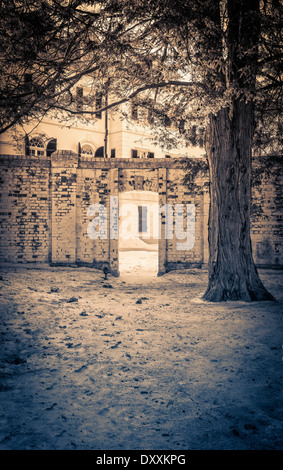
xmin=51 ymin=150 xmax=78 ymax=264
xmin=109 ymin=168 xmax=119 ymax=276
xmin=158 ymin=167 xmax=167 ymax=275
xmin=202 ymin=188 xmax=210 ymax=266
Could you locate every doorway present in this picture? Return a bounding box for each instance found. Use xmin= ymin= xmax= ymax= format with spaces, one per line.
xmin=118 ymin=191 xmax=159 ymax=276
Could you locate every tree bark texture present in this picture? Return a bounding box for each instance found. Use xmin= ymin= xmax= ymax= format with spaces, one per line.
xmin=203 ymin=100 xmax=274 ymax=301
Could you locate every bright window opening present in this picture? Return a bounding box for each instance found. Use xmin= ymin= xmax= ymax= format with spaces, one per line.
xmin=119 ymin=191 xmax=158 ymax=277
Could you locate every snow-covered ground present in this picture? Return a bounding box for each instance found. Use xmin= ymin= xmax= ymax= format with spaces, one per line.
xmin=0 ymin=257 xmax=282 ymax=450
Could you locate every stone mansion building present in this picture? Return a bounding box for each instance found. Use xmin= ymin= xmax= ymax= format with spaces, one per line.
xmin=0 ymin=85 xmax=282 ymax=275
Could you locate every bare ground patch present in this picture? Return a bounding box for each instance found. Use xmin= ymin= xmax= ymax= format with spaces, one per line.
xmin=0 ymin=264 xmax=282 ymax=450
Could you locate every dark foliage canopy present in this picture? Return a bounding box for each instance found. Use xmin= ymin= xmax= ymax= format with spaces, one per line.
xmin=0 ymin=0 xmax=281 ymax=152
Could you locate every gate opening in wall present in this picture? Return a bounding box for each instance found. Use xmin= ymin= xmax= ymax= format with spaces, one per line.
xmin=118 ymin=190 xmax=159 ymax=276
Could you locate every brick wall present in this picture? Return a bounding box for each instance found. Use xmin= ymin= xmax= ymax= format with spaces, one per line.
xmin=51 ymin=152 xmax=78 ymax=264
xmin=251 ymin=156 xmax=283 ymax=267
xmin=0 ymin=156 xmax=51 ymax=263
xmin=0 ymin=153 xmax=282 ymax=273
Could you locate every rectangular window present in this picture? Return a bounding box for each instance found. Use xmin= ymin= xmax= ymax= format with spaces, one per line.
xmin=31 ymin=149 xmax=44 ymax=156
xmin=147 ymin=152 xmax=154 ymax=158
xmin=178 ymin=119 xmax=185 ymax=133
xmin=76 ymin=87 xmax=84 ymax=112
xmin=164 ymin=115 xmax=171 ymax=127
xmin=95 ymin=92 xmax=103 ymax=118
xmin=131 ymin=149 xmax=138 ymax=158
xmin=138 ymin=206 xmax=148 ymax=233
xmin=131 ymin=102 xmax=138 ymax=120
xmin=110 ymin=149 xmax=116 ymax=158
xmin=147 ymin=108 xmax=154 ymax=124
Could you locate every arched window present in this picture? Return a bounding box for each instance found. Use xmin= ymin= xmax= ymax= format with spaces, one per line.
xmin=46 ymin=139 xmax=57 ymax=157
xmin=81 ymin=144 xmax=94 ymax=156
xmin=29 ymin=137 xmax=45 ymax=156
xmin=95 ymin=146 xmax=104 ymax=157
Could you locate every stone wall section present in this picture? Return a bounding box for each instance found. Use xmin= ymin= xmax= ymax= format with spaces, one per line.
xmin=166 ymin=168 xmax=207 ymax=269
xmin=251 ymin=157 xmax=283 ymax=267
xmin=0 ymin=153 xmax=282 ymax=273
xmin=76 ymin=167 xmax=97 ymax=266
xmin=0 ymin=157 xmax=50 ymax=263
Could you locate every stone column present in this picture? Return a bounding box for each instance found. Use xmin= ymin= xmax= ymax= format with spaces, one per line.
xmin=51 ymin=150 xmax=78 ymax=265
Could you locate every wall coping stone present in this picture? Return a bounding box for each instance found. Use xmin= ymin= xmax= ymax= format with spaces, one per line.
xmin=0 ymin=154 xmax=206 ymax=170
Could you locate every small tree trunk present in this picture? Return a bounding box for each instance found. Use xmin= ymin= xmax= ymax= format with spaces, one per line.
xmin=203 ymin=100 xmax=274 ymax=302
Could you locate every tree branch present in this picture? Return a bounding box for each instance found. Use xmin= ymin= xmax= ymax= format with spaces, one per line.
xmin=52 ymin=80 xmax=207 ymax=116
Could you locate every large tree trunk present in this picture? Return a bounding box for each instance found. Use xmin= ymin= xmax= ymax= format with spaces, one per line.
xmin=203 ymin=100 xmax=274 ymax=302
